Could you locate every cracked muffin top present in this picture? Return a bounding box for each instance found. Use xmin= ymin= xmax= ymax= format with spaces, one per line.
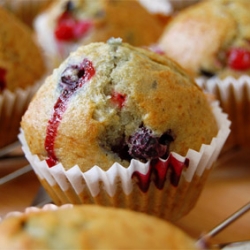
xmin=157 ymin=0 xmax=250 ymax=78
xmin=0 ymin=6 xmax=46 ymax=92
xmin=21 ymin=38 xmax=218 ymax=171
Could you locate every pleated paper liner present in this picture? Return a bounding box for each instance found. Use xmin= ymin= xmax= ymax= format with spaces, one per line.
xmin=0 ymin=84 xmax=40 ymax=149
xmin=19 ymin=101 xmax=230 ymax=222
xmin=197 ymin=76 xmax=250 ymax=149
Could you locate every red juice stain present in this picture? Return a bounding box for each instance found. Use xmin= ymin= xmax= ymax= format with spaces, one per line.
xmin=45 ymin=58 xmax=95 ymax=167
xmin=0 ymin=67 xmax=7 ymax=91
xmin=132 ymin=154 xmax=189 ymax=192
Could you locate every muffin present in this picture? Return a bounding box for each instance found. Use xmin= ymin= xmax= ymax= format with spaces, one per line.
xmin=157 ymin=0 xmax=250 ymax=78
xmin=0 ymin=0 xmax=52 ymax=28
xmin=0 ymin=6 xmax=46 ymax=149
xmin=20 ymin=38 xmax=230 ymax=221
xmin=33 ymin=0 xmax=164 ymax=69
xmin=0 ymin=204 xmax=197 ymax=249
xmin=157 ymin=0 xmax=250 ymax=148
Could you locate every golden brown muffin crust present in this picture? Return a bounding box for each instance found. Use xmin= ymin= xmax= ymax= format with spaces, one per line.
xmin=0 ymin=6 xmax=46 ymax=92
xmin=21 ymin=39 xmax=218 ymax=171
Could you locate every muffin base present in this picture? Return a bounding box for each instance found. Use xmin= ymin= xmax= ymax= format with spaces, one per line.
xmin=0 ymin=85 xmax=40 ymax=149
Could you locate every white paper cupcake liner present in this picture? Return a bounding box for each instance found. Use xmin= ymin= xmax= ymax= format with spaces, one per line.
xmin=19 ymin=101 xmax=230 ymax=221
xmin=196 ymin=75 xmax=250 ymax=148
xmin=0 ymin=84 xmax=40 ymax=149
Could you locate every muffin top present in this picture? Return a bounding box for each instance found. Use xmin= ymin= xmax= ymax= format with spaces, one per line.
xmin=157 ymin=0 xmax=250 ymax=78
xmin=0 ymin=6 xmax=46 ymax=92
xmin=0 ymin=205 xmax=197 ymax=249
xmin=21 ymin=38 xmax=218 ymax=171
xmin=0 ymin=0 xmax=51 ymax=28
xmin=34 ymin=0 xmax=164 ymax=67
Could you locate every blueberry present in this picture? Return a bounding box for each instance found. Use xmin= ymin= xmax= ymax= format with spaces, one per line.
xmin=128 ymin=127 xmax=174 ymax=162
xmin=59 ymin=64 xmax=85 ymax=93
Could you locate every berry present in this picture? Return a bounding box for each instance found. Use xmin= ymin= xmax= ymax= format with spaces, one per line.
xmin=111 ymin=92 xmax=126 ymax=108
xmin=60 ymin=65 xmax=84 ymax=92
xmin=55 ymin=11 xmax=92 ymax=41
xmin=60 ymin=58 xmax=95 ymax=95
xmin=128 ymin=127 xmax=174 ymax=162
xmin=227 ymin=47 xmax=250 ymax=71
xmin=0 ymin=67 xmax=6 ymax=91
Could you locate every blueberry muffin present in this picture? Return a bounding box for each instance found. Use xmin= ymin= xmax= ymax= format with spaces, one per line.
xmin=0 ymin=205 xmax=197 ymax=249
xmin=20 ymin=38 xmax=230 ymax=221
xmin=157 ymin=0 xmax=250 ymax=148
xmin=34 ymin=0 xmax=164 ymax=68
xmin=0 ymin=6 xmax=46 ymax=148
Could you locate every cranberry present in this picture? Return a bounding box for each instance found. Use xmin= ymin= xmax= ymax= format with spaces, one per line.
xmin=111 ymin=92 xmax=126 ymax=108
xmin=55 ymin=11 xmax=92 ymax=41
xmin=128 ymin=127 xmax=174 ymax=162
xmin=227 ymin=47 xmax=250 ymax=71
xmin=0 ymin=67 xmax=6 ymax=91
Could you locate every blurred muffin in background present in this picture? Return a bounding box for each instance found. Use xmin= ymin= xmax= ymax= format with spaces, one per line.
xmin=158 ymin=0 xmax=250 ymax=78
xmin=157 ymin=0 xmax=250 ymax=148
xmin=0 ymin=0 xmax=52 ymax=28
xmin=0 ymin=6 xmax=46 ymax=149
xmin=34 ymin=0 xmax=164 ymax=69
xmin=0 ymin=204 xmax=197 ymax=249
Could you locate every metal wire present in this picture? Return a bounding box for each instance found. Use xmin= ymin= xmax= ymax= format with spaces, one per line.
xmin=197 ymin=202 xmax=250 ymax=249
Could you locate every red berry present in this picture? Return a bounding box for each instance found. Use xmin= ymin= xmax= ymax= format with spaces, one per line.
xmin=55 ymin=19 xmax=76 ymax=41
xmin=0 ymin=67 xmax=6 ymax=91
xmin=54 ymin=12 xmax=92 ymax=41
xmin=227 ymin=47 xmax=250 ymax=71
xmin=111 ymin=92 xmax=126 ymax=108
xmin=73 ymin=20 xmax=92 ymax=39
